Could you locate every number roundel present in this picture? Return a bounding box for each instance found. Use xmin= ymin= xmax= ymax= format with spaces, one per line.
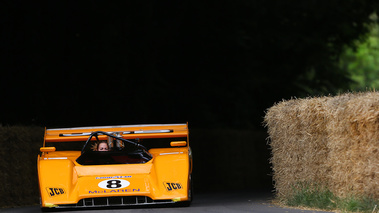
xmin=98 ymin=179 xmax=130 ymax=189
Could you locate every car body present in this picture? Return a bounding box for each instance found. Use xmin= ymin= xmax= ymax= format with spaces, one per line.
xmin=37 ymin=123 xmax=192 ymax=209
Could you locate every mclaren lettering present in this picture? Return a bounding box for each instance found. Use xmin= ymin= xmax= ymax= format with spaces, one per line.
xmin=89 ymin=188 xmax=140 ymax=194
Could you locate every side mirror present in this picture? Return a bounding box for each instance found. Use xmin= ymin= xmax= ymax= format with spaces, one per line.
xmin=40 ymin=147 xmax=56 ymax=152
xmin=170 ymin=141 xmax=187 ymax=147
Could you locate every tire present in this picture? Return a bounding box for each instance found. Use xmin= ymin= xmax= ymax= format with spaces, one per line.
xmin=176 ymin=175 xmax=193 ymax=207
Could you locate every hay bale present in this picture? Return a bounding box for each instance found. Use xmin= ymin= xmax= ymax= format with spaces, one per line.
xmin=265 ymin=91 xmax=379 ymax=200
xmin=326 ymin=92 xmax=379 ymax=198
xmin=265 ymin=97 xmax=330 ymax=199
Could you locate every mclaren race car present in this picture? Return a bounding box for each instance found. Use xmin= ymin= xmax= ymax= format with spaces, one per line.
xmin=37 ymin=123 xmax=192 ymax=209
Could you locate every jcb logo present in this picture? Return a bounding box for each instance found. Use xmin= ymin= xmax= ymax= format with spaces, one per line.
xmin=164 ymin=182 xmax=182 ymax=191
xmin=46 ymin=188 xmax=65 ymax=197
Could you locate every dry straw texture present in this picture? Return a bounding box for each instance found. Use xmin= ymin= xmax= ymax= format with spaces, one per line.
xmin=264 ymin=92 xmax=379 ymax=200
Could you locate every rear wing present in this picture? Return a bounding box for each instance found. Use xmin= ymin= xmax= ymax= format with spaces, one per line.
xmin=44 ymin=123 xmax=189 ymax=143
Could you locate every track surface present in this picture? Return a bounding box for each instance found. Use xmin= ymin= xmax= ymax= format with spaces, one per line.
xmin=0 ymin=191 xmax=333 ymax=213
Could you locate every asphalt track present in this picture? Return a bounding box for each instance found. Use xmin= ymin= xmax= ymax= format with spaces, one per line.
xmin=0 ymin=191 xmax=333 ymax=213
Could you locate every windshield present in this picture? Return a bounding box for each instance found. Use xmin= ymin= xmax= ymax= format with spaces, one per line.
xmin=76 ymin=149 xmax=152 ymax=165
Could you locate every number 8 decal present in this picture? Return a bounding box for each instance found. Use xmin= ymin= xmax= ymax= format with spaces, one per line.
xmin=107 ymin=180 xmax=121 ymax=188
xmin=98 ymin=179 xmax=130 ymax=189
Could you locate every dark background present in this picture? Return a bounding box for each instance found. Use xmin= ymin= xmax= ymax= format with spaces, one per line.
xmin=1 ymin=0 xmax=379 ymax=195
xmin=2 ymin=0 xmax=378 ymax=128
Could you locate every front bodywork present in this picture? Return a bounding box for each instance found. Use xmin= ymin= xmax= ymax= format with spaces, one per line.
xmin=38 ymin=123 xmax=192 ymax=208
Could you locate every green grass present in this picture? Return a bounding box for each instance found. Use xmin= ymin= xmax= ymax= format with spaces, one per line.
xmin=286 ymin=184 xmax=337 ymax=210
xmin=285 ymin=183 xmax=379 ymax=212
xmin=338 ymin=196 xmax=379 ymax=213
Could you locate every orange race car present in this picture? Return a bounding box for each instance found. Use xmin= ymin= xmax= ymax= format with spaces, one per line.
xmin=37 ymin=123 xmax=192 ymax=209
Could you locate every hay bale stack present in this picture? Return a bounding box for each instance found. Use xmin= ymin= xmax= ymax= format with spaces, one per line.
xmin=265 ymin=97 xmax=331 ymax=198
xmin=265 ymin=92 xmax=379 ymax=200
xmin=326 ymin=92 xmax=379 ymax=198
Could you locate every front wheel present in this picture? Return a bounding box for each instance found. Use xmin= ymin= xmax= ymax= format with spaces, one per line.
xmin=176 ymin=175 xmax=193 ymax=207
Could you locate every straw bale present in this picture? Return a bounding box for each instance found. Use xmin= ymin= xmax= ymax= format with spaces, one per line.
xmin=326 ymin=92 xmax=379 ymax=198
xmin=265 ymin=97 xmax=331 ymax=198
xmin=265 ymin=91 xmax=379 ymax=200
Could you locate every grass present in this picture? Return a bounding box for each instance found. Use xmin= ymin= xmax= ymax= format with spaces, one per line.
xmin=284 ymin=183 xmax=379 ymax=213
xmin=286 ymin=183 xmax=337 ymax=210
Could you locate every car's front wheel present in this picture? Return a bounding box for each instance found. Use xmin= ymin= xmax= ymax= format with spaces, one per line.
xmin=176 ymin=175 xmax=193 ymax=207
